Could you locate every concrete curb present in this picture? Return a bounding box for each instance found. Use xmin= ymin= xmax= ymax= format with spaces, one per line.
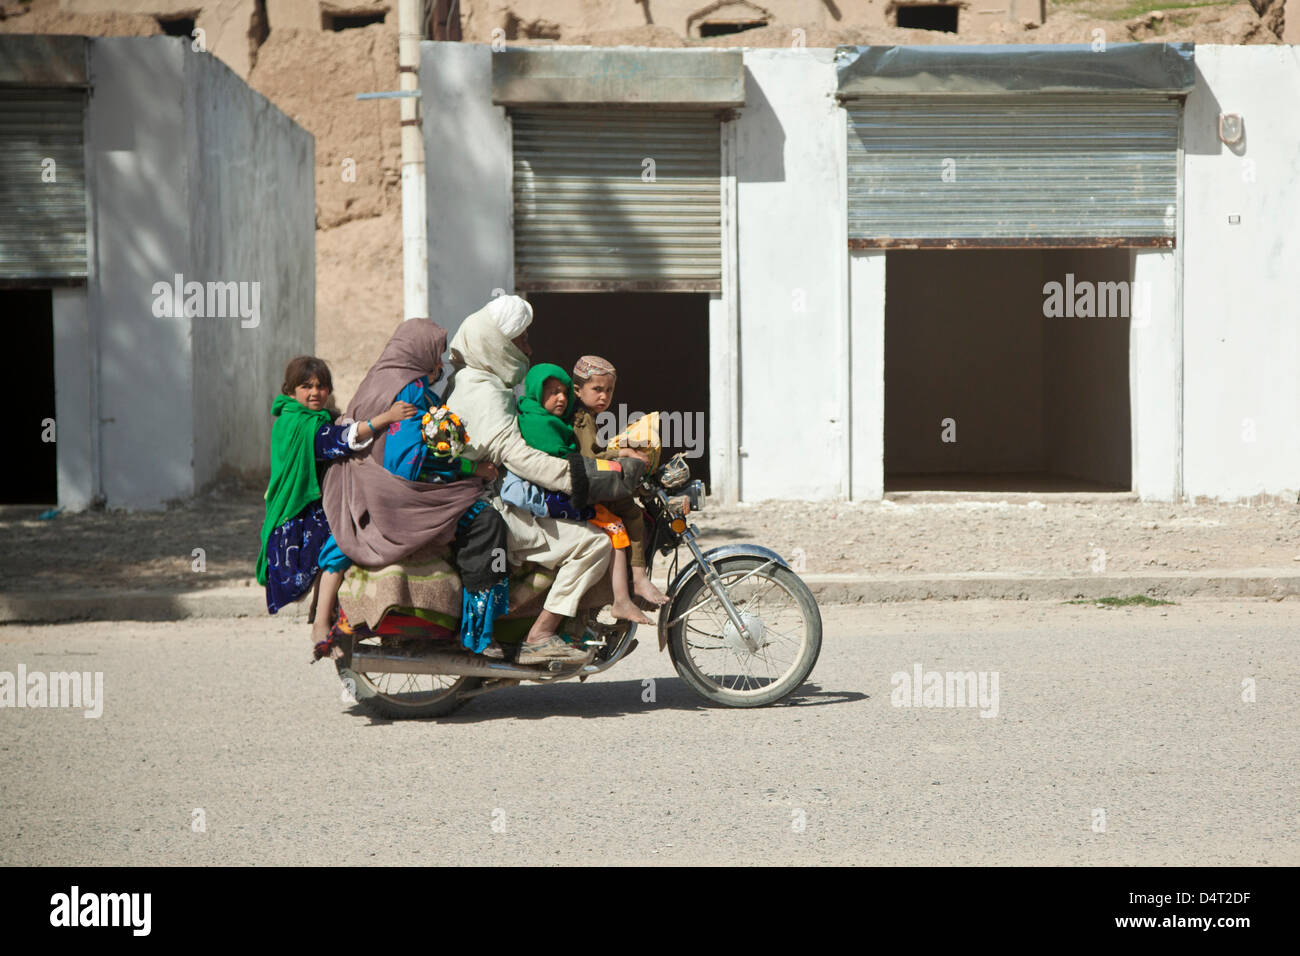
xmin=3 ymin=569 xmax=1298 ymax=624
xmin=800 ymin=569 xmax=1300 ymax=603
xmin=0 ymin=587 xmax=302 ymax=625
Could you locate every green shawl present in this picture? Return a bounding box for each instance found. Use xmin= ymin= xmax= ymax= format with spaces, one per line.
xmin=516 ymin=363 xmax=577 ymax=457
xmin=257 ymin=393 xmax=333 ymax=585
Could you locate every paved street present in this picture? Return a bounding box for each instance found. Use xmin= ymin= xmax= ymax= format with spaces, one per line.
xmin=1 ymin=599 xmax=1296 ymax=866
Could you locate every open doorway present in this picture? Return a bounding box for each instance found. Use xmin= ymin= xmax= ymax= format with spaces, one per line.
xmin=884 ymin=249 xmax=1132 ymax=493
xmin=5 ymin=289 xmax=57 ymax=504
xmin=524 ymin=292 xmax=712 ymax=490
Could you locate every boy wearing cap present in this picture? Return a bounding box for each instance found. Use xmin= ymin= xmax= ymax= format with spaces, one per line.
xmin=570 ymin=355 xmax=670 ymax=608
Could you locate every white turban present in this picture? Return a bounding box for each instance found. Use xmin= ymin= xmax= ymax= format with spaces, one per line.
xmin=486 ymin=294 xmax=533 ymax=339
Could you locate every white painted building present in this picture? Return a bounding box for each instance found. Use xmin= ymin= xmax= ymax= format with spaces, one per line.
xmin=421 ymin=41 xmax=1300 ymax=505
xmin=0 ymin=35 xmax=315 ymax=510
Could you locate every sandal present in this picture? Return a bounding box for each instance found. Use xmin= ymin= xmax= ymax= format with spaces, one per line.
xmin=516 ymin=635 xmax=588 ymax=665
xmin=481 ymin=642 xmax=505 ymax=659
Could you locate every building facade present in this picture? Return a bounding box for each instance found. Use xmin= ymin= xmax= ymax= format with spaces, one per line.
xmin=0 ymin=35 xmax=315 ymax=509
xmin=421 ymin=41 xmax=1300 ymax=505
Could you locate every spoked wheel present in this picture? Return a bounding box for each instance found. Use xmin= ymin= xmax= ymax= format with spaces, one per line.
xmin=666 ymin=555 xmax=821 ymax=707
xmin=336 ymin=632 xmax=481 ymax=720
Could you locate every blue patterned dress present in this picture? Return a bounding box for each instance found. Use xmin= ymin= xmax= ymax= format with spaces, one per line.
xmin=263 ymin=422 xmax=359 ymax=614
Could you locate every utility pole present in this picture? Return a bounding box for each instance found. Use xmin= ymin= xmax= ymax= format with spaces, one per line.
xmin=398 ymin=0 xmax=427 ymax=320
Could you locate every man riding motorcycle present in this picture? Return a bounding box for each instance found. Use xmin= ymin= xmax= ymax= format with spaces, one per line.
xmin=445 ymin=295 xmax=644 ymax=664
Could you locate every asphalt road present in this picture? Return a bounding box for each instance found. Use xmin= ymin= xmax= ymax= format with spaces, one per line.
xmin=1 ymin=599 xmax=1296 ymax=866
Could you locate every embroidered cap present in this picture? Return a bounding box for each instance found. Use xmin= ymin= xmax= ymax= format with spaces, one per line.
xmin=573 ymin=354 xmax=616 ymax=381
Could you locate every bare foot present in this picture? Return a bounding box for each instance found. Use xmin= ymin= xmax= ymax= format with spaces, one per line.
xmin=632 ymin=575 xmax=670 ymax=606
xmin=311 ymin=618 xmax=332 ymax=646
xmin=610 ymin=598 xmax=652 ymax=624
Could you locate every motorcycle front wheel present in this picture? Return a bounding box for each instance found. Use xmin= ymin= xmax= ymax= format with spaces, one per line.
xmin=336 ymin=632 xmax=482 ymax=720
xmin=665 ymin=555 xmax=822 ymax=707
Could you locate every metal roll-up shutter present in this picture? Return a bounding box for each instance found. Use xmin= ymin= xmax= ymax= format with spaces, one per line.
xmin=512 ymin=109 xmax=721 ymax=291
xmin=0 ymin=88 xmax=89 ymax=280
xmin=846 ymin=94 xmax=1181 ymax=247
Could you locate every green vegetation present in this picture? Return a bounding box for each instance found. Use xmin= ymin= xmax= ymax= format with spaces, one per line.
xmin=1111 ymin=0 xmax=1236 ymax=18
xmin=1047 ymin=0 xmax=1238 ymax=18
xmin=1066 ymin=595 xmax=1177 ymax=607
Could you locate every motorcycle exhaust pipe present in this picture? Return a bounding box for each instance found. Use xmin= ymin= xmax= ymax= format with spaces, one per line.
xmin=349 ymin=647 xmax=573 ymax=681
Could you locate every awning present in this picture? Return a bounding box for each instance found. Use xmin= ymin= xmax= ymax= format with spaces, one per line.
xmin=836 ymin=43 xmax=1196 ymax=98
xmin=0 ymin=35 xmax=89 ymax=87
xmin=492 ymin=48 xmax=744 ymax=107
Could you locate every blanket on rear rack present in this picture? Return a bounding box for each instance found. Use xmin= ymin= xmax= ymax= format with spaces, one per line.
xmin=336 ymin=541 xmax=616 ymax=637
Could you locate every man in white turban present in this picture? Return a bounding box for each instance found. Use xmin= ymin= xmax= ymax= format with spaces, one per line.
xmin=445 ymin=295 xmax=612 ymax=664
xmin=485 ymin=292 xmax=533 ymax=339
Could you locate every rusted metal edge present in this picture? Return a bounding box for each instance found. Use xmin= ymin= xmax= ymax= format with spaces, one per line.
xmin=834 ymin=43 xmax=1196 ymax=97
xmin=847 ymin=237 xmax=1175 ymax=250
xmin=507 ymin=102 xmax=733 ymax=115
xmin=0 ymin=81 xmax=91 ymax=89
xmin=492 ymin=48 xmax=745 ymax=108
xmin=0 ymin=276 xmax=88 ymax=289
xmin=516 ymin=279 xmax=721 ymax=293
xmin=834 ymin=91 xmax=1191 ymax=103
xmin=0 ymin=35 xmax=89 ymax=87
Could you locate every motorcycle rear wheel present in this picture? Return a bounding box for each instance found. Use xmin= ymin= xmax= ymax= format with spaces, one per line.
xmin=336 ymin=633 xmax=482 ymax=720
xmin=666 ymin=555 xmax=821 ymax=707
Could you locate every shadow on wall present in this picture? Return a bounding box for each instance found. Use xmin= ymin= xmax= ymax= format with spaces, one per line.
xmin=1183 ymin=62 xmax=1245 ymax=158
xmin=425 ymin=47 xmax=515 ymax=327
xmin=735 ymin=65 xmax=785 ymax=183
xmin=84 ymin=37 xmax=313 ymax=508
xmin=91 ymin=38 xmax=195 ymax=506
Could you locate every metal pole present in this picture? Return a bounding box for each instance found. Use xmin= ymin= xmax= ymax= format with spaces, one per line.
xmin=398 ymin=0 xmax=428 ymax=320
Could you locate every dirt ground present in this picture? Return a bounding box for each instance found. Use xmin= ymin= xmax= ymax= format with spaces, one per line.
xmin=4 ymin=487 xmax=1297 ymax=594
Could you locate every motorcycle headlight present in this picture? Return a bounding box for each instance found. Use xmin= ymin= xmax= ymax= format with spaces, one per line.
xmin=684 ymin=479 xmax=705 ymax=512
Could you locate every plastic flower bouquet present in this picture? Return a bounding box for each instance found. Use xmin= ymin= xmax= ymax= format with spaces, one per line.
xmin=421 ymin=406 xmax=470 ymax=459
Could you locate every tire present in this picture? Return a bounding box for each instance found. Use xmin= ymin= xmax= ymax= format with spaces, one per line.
xmin=336 ymin=637 xmax=482 ymax=719
xmin=666 ymin=555 xmax=822 ymax=707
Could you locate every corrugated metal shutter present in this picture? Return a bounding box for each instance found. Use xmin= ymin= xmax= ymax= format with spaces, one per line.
xmin=0 ymin=89 xmax=88 ymax=279
xmin=846 ymin=94 xmax=1181 ymax=247
xmin=512 ymin=109 xmax=721 ymax=291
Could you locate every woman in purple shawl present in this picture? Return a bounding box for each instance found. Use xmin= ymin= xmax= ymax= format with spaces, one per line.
xmin=320 ymin=319 xmax=510 ymax=653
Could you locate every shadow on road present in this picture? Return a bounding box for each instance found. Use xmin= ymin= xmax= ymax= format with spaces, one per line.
xmin=345 ymin=680 xmax=866 ymax=724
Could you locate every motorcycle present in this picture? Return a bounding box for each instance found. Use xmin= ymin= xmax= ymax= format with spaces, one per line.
xmin=329 ymin=452 xmax=822 ymax=717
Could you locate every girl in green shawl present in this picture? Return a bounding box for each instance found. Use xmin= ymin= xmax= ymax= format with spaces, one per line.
xmin=516 ymin=362 xmax=579 ymax=455
xmin=258 ymin=355 xmax=418 ymax=647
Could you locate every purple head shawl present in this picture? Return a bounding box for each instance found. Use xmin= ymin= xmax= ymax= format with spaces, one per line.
xmin=321 ymin=319 xmax=484 ymax=567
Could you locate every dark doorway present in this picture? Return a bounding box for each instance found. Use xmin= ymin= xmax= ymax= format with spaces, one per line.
xmin=323 ymin=11 xmax=386 ymax=31
xmin=699 ymin=20 xmax=768 ymax=37
xmin=895 ymin=5 xmax=959 ymax=32
xmin=156 ymin=14 xmax=198 ymax=38
xmin=5 ymin=290 xmax=57 ymax=504
xmin=884 ymin=249 xmax=1132 ymax=493
xmin=525 ymin=293 xmax=712 ymax=490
